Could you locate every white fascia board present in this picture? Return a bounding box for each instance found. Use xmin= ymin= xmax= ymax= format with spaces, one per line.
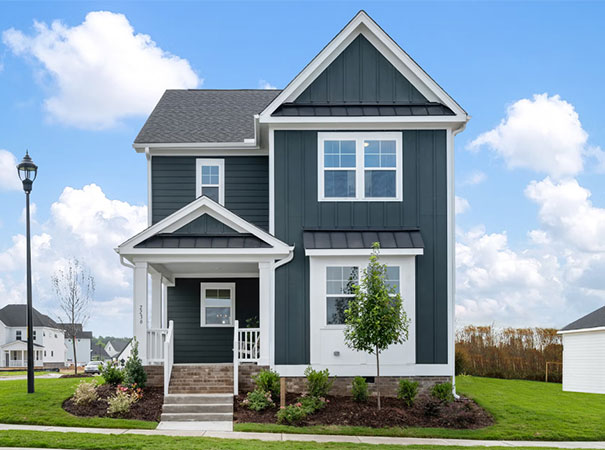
xmin=305 ymin=248 xmax=423 ymax=257
xmin=259 ymin=11 xmax=468 ymax=121
xmin=133 ymin=142 xmax=260 ymax=151
xmin=129 ymin=252 xmax=291 ymax=265
xmin=117 ymin=195 xmax=291 ymax=253
xmin=260 ymin=116 xmax=468 ymax=125
xmin=558 ymin=326 xmax=605 ymax=335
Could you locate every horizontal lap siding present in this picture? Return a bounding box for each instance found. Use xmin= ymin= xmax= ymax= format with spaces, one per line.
xmin=168 ymin=278 xmax=259 ymax=364
xmin=274 ymin=130 xmax=447 ymax=365
xmin=151 ymin=156 xmax=269 ymax=230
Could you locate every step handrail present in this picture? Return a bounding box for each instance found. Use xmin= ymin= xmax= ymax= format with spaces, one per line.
xmin=233 ymin=319 xmax=239 ymax=395
xmin=163 ymin=320 xmax=174 ymax=396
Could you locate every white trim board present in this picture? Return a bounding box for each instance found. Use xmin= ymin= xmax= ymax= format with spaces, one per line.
xmin=558 ymin=326 xmax=605 ymax=335
xmin=259 ymin=11 xmax=468 ymax=123
xmin=305 ymin=248 xmax=423 ymax=257
xmin=273 ymin=364 xmax=453 ymax=377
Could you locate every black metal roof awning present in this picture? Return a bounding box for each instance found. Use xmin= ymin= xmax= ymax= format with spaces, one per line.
xmin=303 ymin=229 xmax=424 ymax=250
xmin=135 ymin=234 xmax=272 ymax=249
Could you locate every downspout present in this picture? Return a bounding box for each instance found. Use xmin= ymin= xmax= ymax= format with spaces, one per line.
xmin=451 ymin=119 xmax=469 ymax=400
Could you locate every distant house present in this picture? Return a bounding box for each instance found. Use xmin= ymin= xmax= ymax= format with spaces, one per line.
xmin=559 ymin=305 xmax=605 ymax=394
xmin=91 ymin=342 xmax=110 ymax=361
xmin=104 ymin=338 xmax=131 ymax=359
xmin=0 ymin=304 xmax=66 ymax=369
xmin=115 ymin=339 xmax=133 ymax=365
xmin=57 ymin=323 xmax=93 ymax=366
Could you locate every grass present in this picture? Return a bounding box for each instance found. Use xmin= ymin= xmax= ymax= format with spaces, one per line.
xmin=0 ymin=370 xmax=51 ymax=377
xmin=0 ymin=377 xmax=155 ymax=429
xmin=234 ymin=376 xmax=605 ymax=441
xmin=0 ymin=430 xmax=590 ymax=450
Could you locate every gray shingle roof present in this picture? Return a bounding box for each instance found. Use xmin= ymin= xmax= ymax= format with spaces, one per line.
xmin=0 ymin=304 xmax=59 ymax=328
xmin=561 ymin=305 xmax=605 ymax=331
xmin=273 ymin=103 xmax=454 ymax=117
xmin=135 ymin=234 xmax=271 ymax=249
xmin=108 ymin=338 xmax=131 ymax=354
xmin=134 ymin=89 xmax=281 ymax=144
xmin=303 ymin=229 xmax=424 ymax=250
xmin=57 ymin=323 xmax=93 ymax=339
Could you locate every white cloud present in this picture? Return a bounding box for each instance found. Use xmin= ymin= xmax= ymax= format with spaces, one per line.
xmin=459 ymin=171 xmax=486 ymax=186
xmin=258 ymin=79 xmax=277 ymax=89
xmin=0 ymin=184 xmax=146 ymax=336
xmin=2 ymin=11 xmax=200 ymax=129
xmin=455 ymin=196 xmax=470 ymax=215
xmin=469 ymin=94 xmax=588 ymax=178
xmin=0 ymin=150 xmax=21 ymax=191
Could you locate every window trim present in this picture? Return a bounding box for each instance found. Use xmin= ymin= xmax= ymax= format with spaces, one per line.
xmin=325 ymin=266 xmax=359 ymax=328
xmin=318 ymin=132 xmax=403 ymax=202
xmin=16 ymin=330 xmax=22 ymax=341
xmin=196 ymin=158 xmax=225 ymax=205
xmin=200 ymin=282 xmax=236 ymax=327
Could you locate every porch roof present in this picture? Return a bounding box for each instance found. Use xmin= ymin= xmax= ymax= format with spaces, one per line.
xmin=135 ymin=234 xmax=271 ymax=249
xmin=1 ymin=340 xmax=44 ymax=350
xmin=303 ymin=229 xmax=424 ymax=250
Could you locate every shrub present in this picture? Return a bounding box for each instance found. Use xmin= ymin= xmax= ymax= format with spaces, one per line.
xmin=242 ymin=388 xmax=274 ymax=412
xmin=124 ymin=339 xmax=147 ymax=389
xmin=431 ymin=381 xmax=454 ymax=403
xmin=107 ymin=390 xmax=135 ymax=416
xmin=253 ymin=368 xmax=280 ymax=401
xmin=455 ymin=349 xmax=468 ymax=376
xmin=351 ymin=376 xmax=368 ymax=403
xmin=304 ymin=366 xmax=334 ymax=397
xmin=397 ymin=379 xmax=419 ymax=407
xmin=73 ymin=380 xmax=98 ymax=405
xmin=100 ymin=360 xmax=124 ymax=386
xmin=298 ymin=395 xmax=327 ymax=414
xmin=276 ymin=404 xmax=307 ymax=425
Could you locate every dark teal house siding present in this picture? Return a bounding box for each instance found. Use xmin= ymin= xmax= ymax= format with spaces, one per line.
xmin=151 ymin=156 xmax=269 ymax=230
xmin=168 ymin=278 xmax=259 ymax=364
xmin=294 ymin=35 xmax=428 ymax=105
xmin=274 ymin=130 xmax=448 ymax=365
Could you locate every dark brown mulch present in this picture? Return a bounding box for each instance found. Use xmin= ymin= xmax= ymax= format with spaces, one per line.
xmin=60 ymin=373 xmax=94 ymax=378
xmin=63 ymin=384 xmax=164 ymax=422
xmin=234 ymin=393 xmax=493 ymax=429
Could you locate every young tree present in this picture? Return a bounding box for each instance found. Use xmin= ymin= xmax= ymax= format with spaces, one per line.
xmin=344 ymin=242 xmax=410 ymax=410
xmin=52 ymin=258 xmax=95 ymax=374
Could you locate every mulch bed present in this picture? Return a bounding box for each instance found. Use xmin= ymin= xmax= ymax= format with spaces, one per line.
xmin=63 ymin=384 xmax=164 ymax=422
xmin=234 ymin=392 xmax=493 ymax=429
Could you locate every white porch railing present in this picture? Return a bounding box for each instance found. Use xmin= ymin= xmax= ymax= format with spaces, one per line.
xmin=7 ymin=359 xmax=43 ymax=367
xmin=233 ymin=320 xmax=261 ymax=395
xmin=163 ymin=320 xmax=174 ymax=396
xmin=147 ymin=327 xmax=169 ymax=364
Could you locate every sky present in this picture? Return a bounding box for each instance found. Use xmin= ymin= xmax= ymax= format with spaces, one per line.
xmin=0 ymin=1 xmax=604 ymax=337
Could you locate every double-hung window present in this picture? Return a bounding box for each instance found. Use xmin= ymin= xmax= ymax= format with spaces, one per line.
xmin=318 ymin=132 xmax=402 ymax=201
xmin=16 ymin=330 xmax=22 ymax=341
xmin=196 ymin=159 xmax=225 ymax=205
xmin=201 ymin=282 xmax=235 ymax=327
xmin=326 ymin=266 xmax=359 ymax=325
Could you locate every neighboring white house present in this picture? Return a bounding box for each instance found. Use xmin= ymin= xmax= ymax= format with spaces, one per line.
xmin=104 ymin=338 xmax=131 ymax=359
xmin=115 ymin=339 xmax=133 ymax=365
xmin=559 ymin=305 xmax=605 ymax=394
xmin=58 ymin=323 xmax=93 ymax=366
xmin=0 ymin=304 xmax=66 ymax=368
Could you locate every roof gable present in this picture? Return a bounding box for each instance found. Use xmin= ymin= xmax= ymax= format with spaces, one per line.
xmin=260 ymin=10 xmax=467 ymax=122
xmin=293 ymin=34 xmax=428 ymax=105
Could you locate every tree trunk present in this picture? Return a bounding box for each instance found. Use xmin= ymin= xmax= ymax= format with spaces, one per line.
xmin=72 ymin=335 xmax=78 ymax=375
xmin=376 ymin=345 xmax=381 ymax=410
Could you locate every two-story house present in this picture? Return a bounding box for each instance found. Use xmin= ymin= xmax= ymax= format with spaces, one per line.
xmin=0 ymin=304 xmax=66 ymax=369
xmin=58 ymin=323 xmax=93 ymax=366
xmin=117 ymin=11 xmax=468 ymax=398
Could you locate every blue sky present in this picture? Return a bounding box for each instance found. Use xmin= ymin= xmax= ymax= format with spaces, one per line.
xmin=0 ymin=1 xmax=604 ymax=336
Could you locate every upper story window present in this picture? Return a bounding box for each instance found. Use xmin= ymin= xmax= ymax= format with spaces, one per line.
xmin=318 ymin=132 xmax=402 ymax=202
xmin=196 ymin=159 xmax=225 ymax=205
xmin=16 ymin=330 xmax=22 ymax=340
xmin=33 ymin=330 xmax=36 ymax=340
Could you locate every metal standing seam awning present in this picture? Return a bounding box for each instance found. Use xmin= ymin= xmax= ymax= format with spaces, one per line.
xmin=303 ymin=229 xmax=424 ymax=250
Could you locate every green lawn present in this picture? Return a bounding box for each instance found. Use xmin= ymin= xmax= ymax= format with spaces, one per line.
xmin=0 ymin=377 xmax=156 ymax=429
xmin=235 ymin=376 xmax=605 ymax=441
xmin=0 ymin=370 xmax=51 ymax=377
xmin=0 ymin=430 xmax=589 ymax=450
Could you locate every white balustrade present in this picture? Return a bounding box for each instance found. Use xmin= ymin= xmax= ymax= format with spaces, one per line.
xmin=146 ymin=327 xmax=168 ymax=364
xmin=238 ymin=327 xmax=261 ymax=362
xmin=163 ymin=320 xmax=174 ymax=396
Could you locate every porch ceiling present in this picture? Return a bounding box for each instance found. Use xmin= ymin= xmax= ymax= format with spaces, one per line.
xmin=151 ymin=261 xmax=259 ymax=278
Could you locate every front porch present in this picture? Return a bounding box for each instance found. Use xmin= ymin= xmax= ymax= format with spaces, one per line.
xmin=1 ymin=341 xmax=44 ymax=368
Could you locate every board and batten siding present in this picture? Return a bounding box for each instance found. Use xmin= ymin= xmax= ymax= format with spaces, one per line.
xmin=562 ymin=331 xmax=605 ymax=394
xmin=273 ymin=130 xmax=448 ymax=366
xmin=167 ymin=278 xmax=260 ymax=364
xmin=151 ymin=156 xmax=269 ymax=230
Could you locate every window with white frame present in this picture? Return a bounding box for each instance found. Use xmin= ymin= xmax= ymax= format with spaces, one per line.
xmin=326 ymin=266 xmax=359 ymax=325
xmin=33 ymin=330 xmax=36 ymax=340
xmin=318 ymin=132 xmax=402 ymax=201
xmin=16 ymin=330 xmax=22 ymax=340
xmin=196 ymin=159 xmax=225 ymax=205
xmin=200 ymin=283 xmax=235 ymax=326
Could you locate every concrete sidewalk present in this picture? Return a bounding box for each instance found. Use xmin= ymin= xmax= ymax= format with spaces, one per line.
xmin=1 ymin=423 xmax=605 ymax=448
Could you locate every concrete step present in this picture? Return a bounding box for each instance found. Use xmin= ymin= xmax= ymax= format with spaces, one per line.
xmin=160 ymin=412 xmax=233 ymax=422
xmin=168 ymin=388 xmax=233 ymax=394
xmin=164 ymin=393 xmax=233 ymax=405
xmin=162 ymin=403 xmax=233 ymax=414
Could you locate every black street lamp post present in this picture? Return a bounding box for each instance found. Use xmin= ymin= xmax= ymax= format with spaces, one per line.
xmin=16 ymin=151 xmax=38 ymax=394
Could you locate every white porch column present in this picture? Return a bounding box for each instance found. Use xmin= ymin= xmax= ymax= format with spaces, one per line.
xmin=133 ymin=261 xmax=149 ymax=364
xmin=258 ymin=262 xmax=273 ymax=366
xmin=150 ymin=272 xmax=162 ymax=329
xmin=161 ymin=279 xmax=168 ymax=329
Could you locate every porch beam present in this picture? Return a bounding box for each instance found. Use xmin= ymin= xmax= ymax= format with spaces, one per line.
xmin=133 ymin=261 xmax=149 ymax=363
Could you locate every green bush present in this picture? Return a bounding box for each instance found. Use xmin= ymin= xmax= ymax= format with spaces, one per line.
xmin=298 ymin=395 xmax=327 ymax=414
xmin=455 ymin=349 xmax=468 ymax=376
xmin=276 ymin=404 xmax=307 ymax=425
xmin=100 ymin=360 xmax=124 ymax=386
xmin=397 ymin=379 xmax=419 ymax=407
xmin=351 ymin=376 xmax=368 ymax=403
xmin=124 ymin=339 xmax=147 ymax=389
xmin=304 ymin=366 xmax=334 ymax=397
xmin=107 ymin=390 xmax=135 ymax=416
xmin=241 ymin=388 xmax=274 ymax=412
xmin=73 ymin=380 xmax=98 ymax=405
xmin=431 ymin=381 xmax=454 ymax=403
xmin=253 ymin=368 xmax=280 ymax=401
